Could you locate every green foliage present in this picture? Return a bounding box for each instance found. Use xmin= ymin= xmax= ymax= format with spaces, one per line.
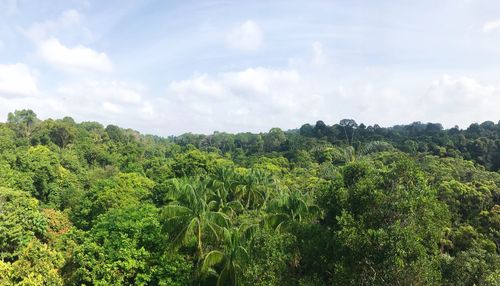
xmin=242 ymin=229 xmax=296 ymax=286
xmin=0 ymin=187 xmax=64 ymax=285
xmin=318 ymin=158 xmax=451 ymax=285
xmin=7 ymin=109 xmax=39 ymax=140
xmin=0 ymin=239 xmax=64 ymax=286
xmin=0 ymin=161 xmax=34 ymax=192
xmin=201 ymin=227 xmax=249 ymax=286
xmin=70 ymin=205 xmax=192 ymax=285
xmin=71 ymin=172 xmax=154 ymax=229
xmin=0 ymin=110 xmax=499 ymax=285
xmin=264 ymin=127 xmax=286 ymax=152
xmin=0 ymin=187 xmax=48 ymax=261
xmin=161 ymin=178 xmax=229 ymax=258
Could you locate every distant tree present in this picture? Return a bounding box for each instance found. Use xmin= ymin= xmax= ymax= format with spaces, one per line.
xmin=105 ymin=124 xmax=126 ymax=142
xmin=313 ymin=120 xmax=329 ymax=138
xmin=264 ymin=128 xmax=286 ymax=152
xmin=7 ymin=109 xmax=39 ymax=139
xmin=49 ymin=120 xmax=77 ymax=148
xmin=339 ymin=119 xmax=358 ymax=145
xmin=299 ymin=123 xmax=315 ymax=137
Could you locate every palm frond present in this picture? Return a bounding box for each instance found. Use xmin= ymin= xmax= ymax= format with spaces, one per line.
xmin=201 ymin=250 xmax=225 ymax=273
xmin=161 ymin=204 xmax=192 ymax=218
xmin=358 ymin=141 xmax=393 ymax=157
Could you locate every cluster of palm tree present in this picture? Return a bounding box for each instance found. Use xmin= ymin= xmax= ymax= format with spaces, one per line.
xmin=160 ymin=166 xmax=317 ymax=285
xmin=312 ymin=140 xmax=394 ymax=164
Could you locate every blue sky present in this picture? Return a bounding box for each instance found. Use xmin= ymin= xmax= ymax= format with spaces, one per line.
xmin=1 ymin=0 xmax=499 ymax=135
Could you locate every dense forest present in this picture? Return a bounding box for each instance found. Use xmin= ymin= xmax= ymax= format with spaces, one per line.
xmin=0 ymin=109 xmax=499 ymax=285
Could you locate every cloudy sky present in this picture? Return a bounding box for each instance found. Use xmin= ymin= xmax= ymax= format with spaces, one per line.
xmin=1 ymin=0 xmax=499 ymax=135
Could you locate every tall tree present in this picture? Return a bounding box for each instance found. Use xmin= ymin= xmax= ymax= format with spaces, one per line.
xmin=339 ymin=119 xmax=358 ymax=145
xmin=7 ymin=109 xmax=39 ymax=139
xmin=162 ymin=178 xmax=229 ymax=258
xmin=201 ymin=227 xmax=249 ymax=286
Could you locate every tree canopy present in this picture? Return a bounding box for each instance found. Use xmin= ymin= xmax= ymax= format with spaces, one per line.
xmin=0 ymin=109 xmax=498 ymax=285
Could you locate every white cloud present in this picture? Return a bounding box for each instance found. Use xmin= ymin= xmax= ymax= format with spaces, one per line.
xmin=482 ymin=19 xmax=500 ymax=32
xmin=0 ymin=9 xmax=154 ymax=129
xmin=157 ymin=43 xmax=408 ymax=133
xmin=159 ymin=42 xmax=500 ymax=134
xmin=1 ymin=28 xmax=497 ymax=136
xmin=0 ymin=63 xmax=38 ymax=97
xmin=38 ymin=38 xmax=113 ymax=73
xmin=289 ymin=41 xmax=331 ymax=71
xmin=56 ymin=80 xmax=144 ymax=104
xmin=170 ymin=74 xmax=226 ymax=100
xmin=54 ymin=80 xmax=155 ymax=121
xmin=23 ymin=9 xmax=106 ymax=74
xmin=161 ymin=63 xmax=424 ymax=134
xmin=226 ymin=20 xmax=263 ymax=51
xmin=420 ymin=75 xmax=500 ymax=126
xmin=0 ymin=79 xmax=157 ymax=132
xmin=163 ymin=66 xmax=322 ymax=133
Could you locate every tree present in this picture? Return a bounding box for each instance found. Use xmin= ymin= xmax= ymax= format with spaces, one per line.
xmin=70 ymin=172 xmax=154 ymax=229
xmin=319 ymin=158 xmax=450 ymax=284
xmin=25 ymin=145 xmax=62 ymax=206
xmin=0 ymin=124 xmax=15 ymax=152
xmin=0 ymin=240 xmax=64 ymax=286
xmin=299 ymin=123 xmax=314 ymax=137
xmin=235 ymin=169 xmax=273 ymax=210
xmin=266 ymin=188 xmax=317 ymax=231
xmin=242 ymin=228 xmax=296 ymax=286
xmin=0 ymin=110 xmax=499 ymax=285
xmin=7 ymin=109 xmax=39 ymax=139
xmin=330 ymin=141 xmax=393 ymax=163
xmin=0 ymin=187 xmax=47 ymax=261
xmin=201 ymin=227 xmax=249 ymax=286
xmin=208 ymin=166 xmax=243 ymax=215
xmin=339 ymin=119 xmax=358 ymax=145
xmin=161 ymin=178 xmax=229 ymax=258
xmin=313 ymin=120 xmax=330 ymax=138
xmin=70 ymin=204 xmax=192 ymax=286
xmin=49 ymin=120 xmax=77 ymax=148
xmin=264 ymin=128 xmax=286 ymax=152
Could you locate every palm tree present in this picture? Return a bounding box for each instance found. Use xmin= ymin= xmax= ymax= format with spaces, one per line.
xmin=161 ymin=178 xmax=229 ymax=258
xmin=201 ymin=227 xmax=250 ymax=286
xmin=265 ymin=188 xmax=318 ymax=231
xmin=331 ymin=141 xmax=394 ymax=163
xmin=208 ymin=166 xmax=238 ymax=211
xmin=235 ymin=169 xmax=273 ymax=210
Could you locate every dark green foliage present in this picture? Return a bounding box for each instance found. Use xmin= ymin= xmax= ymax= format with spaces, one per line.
xmin=70 ymin=172 xmax=154 ymax=229
xmin=242 ymin=229 xmax=296 ymax=286
xmin=320 ymin=159 xmax=449 ymax=285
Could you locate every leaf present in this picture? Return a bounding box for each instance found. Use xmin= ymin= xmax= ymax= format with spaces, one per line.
xmin=202 ymin=250 xmax=224 ymax=273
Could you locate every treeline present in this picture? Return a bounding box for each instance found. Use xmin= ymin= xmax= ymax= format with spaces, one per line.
xmin=174 ymin=119 xmax=500 ymax=172
xmin=0 ymin=109 xmax=498 ymax=285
